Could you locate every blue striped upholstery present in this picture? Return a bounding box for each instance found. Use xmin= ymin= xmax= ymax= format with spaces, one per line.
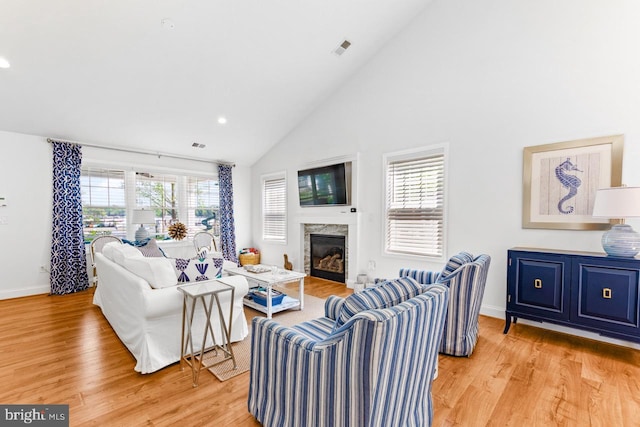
xmin=439 ymin=251 xmax=474 ymax=281
xmin=324 ymin=295 xmax=345 ymax=320
xmin=397 ymin=268 xmax=439 ymax=284
xmin=292 ymin=317 xmax=335 ymax=340
xmin=334 ymin=277 xmax=423 ymax=329
xmin=399 ymin=253 xmax=491 ymax=356
xmin=248 ymin=284 xmax=449 ymax=427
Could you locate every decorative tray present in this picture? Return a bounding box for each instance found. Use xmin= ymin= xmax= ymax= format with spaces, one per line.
xmin=244 ymin=264 xmax=272 ymax=274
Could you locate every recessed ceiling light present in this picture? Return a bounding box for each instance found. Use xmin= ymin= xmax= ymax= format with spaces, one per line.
xmin=217 ymin=116 xmax=227 ymax=125
xmin=0 ymin=57 xmax=10 ymax=69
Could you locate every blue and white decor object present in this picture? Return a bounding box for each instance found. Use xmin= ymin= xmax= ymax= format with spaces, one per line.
xmin=218 ymin=164 xmax=238 ymax=264
xmin=132 ymin=208 xmax=155 ymax=241
xmin=555 ymin=157 xmax=582 ymax=214
xmin=399 ymin=252 xmax=491 ymax=357
xmin=248 ymin=281 xmax=449 ymax=427
xmin=592 ymin=187 xmax=640 ymax=257
xmin=50 ymin=141 xmax=89 ymax=295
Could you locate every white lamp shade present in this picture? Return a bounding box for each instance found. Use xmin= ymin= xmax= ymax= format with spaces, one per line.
xmin=592 ymin=187 xmax=640 ymax=218
xmin=131 ymin=209 xmax=156 ymax=225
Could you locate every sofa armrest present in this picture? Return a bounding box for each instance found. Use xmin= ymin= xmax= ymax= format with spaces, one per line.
xmin=398 ymin=268 xmax=440 ymax=285
xmin=324 ymin=295 xmax=345 ymax=320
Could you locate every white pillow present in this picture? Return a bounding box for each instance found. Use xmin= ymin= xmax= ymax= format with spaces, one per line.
xmin=111 ymin=243 xmax=145 ymax=266
xmin=101 ymin=241 xmax=120 ymax=262
xmin=123 ymin=257 xmax=177 ymax=289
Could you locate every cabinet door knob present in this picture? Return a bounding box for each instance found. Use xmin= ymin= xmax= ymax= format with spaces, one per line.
xmin=534 ymin=278 xmax=543 ymax=289
xmin=602 ymin=288 xmax=612 ymax=299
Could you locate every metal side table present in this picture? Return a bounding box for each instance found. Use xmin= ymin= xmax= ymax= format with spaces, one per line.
xmin=178 ymin=280 xmax=236 ymax=387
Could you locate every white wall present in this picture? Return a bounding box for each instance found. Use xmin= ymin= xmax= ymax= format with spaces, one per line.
xmin=0 ymin=131 xmax=252 ymax=299
xmin=0 ymin=131 xmax=53 ymax=298
xmin=251 ymin=0 xmax=640 ymax=346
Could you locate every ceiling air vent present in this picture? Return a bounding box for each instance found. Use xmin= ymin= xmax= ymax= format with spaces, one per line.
xmin=333 ymin=39 xmax=352 ymax=56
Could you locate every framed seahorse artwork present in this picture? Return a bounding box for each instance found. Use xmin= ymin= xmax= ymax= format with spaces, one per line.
xmin=523 ymin=134 xmax=623 ymax=230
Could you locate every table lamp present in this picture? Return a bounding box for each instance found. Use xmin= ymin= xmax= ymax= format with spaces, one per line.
xmin=132 ymin=209 xmax=156 ymax=241
xmin=592 ymin=186 xmax=640 ymax=257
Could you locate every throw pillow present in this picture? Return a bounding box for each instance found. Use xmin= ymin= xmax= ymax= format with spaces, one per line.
xmin=110 ymin=242 xmax=145 ymax=266
xmin=438 ymin=252 xmax=474 ymax=282
xmin=137 ymin=238 xmax=165 ymax=258
xmin=334 ymin=276 xmax=424 ymax=330
xmin=101 ymin=241 xmax=121 ymax=262
xmin=123 ymin=257 xmax=177 ymax=289
xmin=171 ymin=257 xmax=224 ymax=283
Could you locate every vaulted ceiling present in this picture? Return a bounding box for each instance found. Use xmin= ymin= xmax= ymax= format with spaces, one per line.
xmin=0 ymin=1 xmax=432 ymax=165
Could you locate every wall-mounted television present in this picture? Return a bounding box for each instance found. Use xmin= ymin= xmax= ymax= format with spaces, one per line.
xmin=298 ymin=162 xmax=351 ymax=206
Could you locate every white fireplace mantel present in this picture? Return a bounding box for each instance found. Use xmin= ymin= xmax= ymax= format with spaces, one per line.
xmin=293 ymin=212 xmax=358 ymax=226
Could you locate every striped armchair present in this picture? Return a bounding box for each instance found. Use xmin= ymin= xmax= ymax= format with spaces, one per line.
xmin=399 ymin=252 xmax=491 ymax=357
xmin=248 ymin=279 xmax=449 ymax=427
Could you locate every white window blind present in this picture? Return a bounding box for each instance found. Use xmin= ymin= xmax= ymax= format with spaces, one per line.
xmin=263 ymin=174 xmax=287 ymax=242
xmin=384 ymin=148 xmax=446 ymax=257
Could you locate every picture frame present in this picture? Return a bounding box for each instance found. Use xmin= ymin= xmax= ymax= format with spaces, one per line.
xmin=522 ymin=135 xmax=623 ymax=230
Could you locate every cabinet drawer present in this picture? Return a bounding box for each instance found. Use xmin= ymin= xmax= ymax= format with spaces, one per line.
xmin=517 ymin=259 xmax=564 ymax=311
xmin=508 ymin=253 xmax=570 ymax=321
xmin=573 ymin=263 xmax=640 ymax=328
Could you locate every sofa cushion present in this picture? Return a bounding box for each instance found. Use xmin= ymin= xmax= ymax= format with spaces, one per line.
xmin=438 ymin=252 xmax=474 ymax=282
xmin=137 ymin=238 xmax=165 ymax=258
xmin=171 ymin=257 xmax=224 ymax=283
xmin=109 ymin=242 xmax=145 ymax=266
xmin=334 ymin=277 xmax=424 ymax=329
xmin=101 ymin=241 xmax=120 ymax=262
xmin=123 ymin=257 xmax=177 ymax=289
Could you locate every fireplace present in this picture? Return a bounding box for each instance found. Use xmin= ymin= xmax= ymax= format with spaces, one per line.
xmin=310 ymin=234 xmax=346 ymax=283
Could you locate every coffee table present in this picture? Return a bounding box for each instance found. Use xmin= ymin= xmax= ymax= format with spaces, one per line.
xmin=224 ymin=265 xmax=306 ymax=319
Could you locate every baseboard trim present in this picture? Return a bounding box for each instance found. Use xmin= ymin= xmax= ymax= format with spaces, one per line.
xmin=480 ymin=303 xmax=640 ymax=350
xmin=0 ymin=285 xmax=50 ymax=300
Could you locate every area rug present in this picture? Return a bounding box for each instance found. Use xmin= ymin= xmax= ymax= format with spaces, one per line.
xmin=202 ymin=292 xmax=327 ymax=381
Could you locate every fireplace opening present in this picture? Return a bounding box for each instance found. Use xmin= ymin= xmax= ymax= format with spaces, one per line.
xmin=310 ymin=234 xmax=346 ymax=283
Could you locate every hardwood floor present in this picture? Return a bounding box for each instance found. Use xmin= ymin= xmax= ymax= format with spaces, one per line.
xmin=1 ymin=278 xmax=639 ymax=426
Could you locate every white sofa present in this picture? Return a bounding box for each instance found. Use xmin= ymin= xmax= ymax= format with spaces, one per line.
xmin=93 ymin=243 xmax=249 ymax=374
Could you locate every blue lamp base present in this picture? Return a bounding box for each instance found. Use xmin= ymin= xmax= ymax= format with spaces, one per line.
xmin=601 ymin=224 xmax=640 ymax=258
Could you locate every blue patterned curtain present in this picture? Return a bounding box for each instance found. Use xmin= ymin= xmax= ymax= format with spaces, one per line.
xmin=218 ymin=164 xmax=239 ymax=264
xmin=50 ymin=141 xmax=89 ymax=295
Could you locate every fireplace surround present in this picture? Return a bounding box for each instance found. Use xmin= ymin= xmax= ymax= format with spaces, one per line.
xmin=302 ymin=223 xmax=350 ymax=283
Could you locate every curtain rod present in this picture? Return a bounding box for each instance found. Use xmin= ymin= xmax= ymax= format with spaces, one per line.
xmin=46 ymin=138 xmax=235 ymax=167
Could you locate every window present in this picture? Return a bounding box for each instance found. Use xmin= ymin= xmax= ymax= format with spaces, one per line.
xmin=81 ymin=168 xmax=127 ymax=241
xmin=187 ymin=176 xmax=220 ymax=236
xmin=384 ymin=146 xmax=447 ymax=258
xmin=81 ymin=167 xmax=219 ymax=242
xmin=262 ymin=173 xmax=287 ymax=243
xmin=135 ymin=172 xmax=178 ymax=235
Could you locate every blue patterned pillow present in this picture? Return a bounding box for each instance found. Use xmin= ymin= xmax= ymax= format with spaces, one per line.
xmin=171 ymin=257 xmax=224 ymax=283
xmin=334 ymin=277 xmax=424 ymax=329
xmin=438 ymin=252 xmax=474 ymax=282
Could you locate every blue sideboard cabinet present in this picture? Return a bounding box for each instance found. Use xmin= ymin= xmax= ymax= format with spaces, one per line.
xmin=505 ymin=247 xmax=640 ymax=344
